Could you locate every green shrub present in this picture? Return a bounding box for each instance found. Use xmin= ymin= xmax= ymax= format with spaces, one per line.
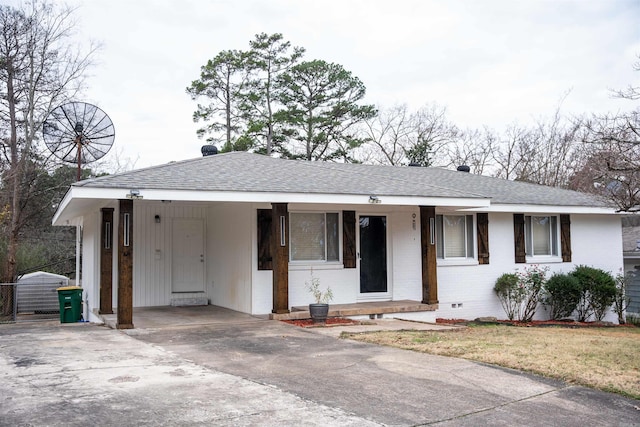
xmin=494 ymin=266 xmax=548 ymax=322
xmin=494 ymin=273 xmax=521 ymax=321
xmin=571 ymin=265 xmax=617 ymax=322
xmin=543 ymin=273 xmax=581 ymax=320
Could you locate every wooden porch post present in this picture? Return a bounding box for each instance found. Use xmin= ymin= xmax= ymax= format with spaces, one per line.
xmin=117 ymin=199 xmax=134 ymax=329
xmin=420 ymin=206 xmax=438 ymax=305
xmin=99 ymin=208 xmax=114 ymax=314
xmin=271 ymin=203 xmax=290 ymax=314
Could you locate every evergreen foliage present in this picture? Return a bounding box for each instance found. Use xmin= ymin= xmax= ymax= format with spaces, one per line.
xmin=571 ymin=265 xmax=617 ymax=322
xmin=543 ymin=273 xmax=581 ymax=320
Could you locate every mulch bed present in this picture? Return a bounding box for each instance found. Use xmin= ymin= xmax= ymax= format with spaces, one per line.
xmin=436 ymin=318 xmax=636 ymax=328
xmin=281 ymin=317 xmax=362 ymax=328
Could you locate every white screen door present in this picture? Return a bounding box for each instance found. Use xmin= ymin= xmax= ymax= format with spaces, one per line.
xmin=172 ymin=218 xmax=205 ymax=293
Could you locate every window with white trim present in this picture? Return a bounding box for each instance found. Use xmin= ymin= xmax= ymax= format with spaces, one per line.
xmin=525 ymin=215 xmax=559 ymax=257
xmin=290 ymin=212 xmax=340 ymax=262
xmin=436 ymin=214 xmax=475 ymax=259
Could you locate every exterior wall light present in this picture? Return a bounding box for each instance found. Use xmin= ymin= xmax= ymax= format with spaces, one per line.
xmin=126 ymin=189 xmax=143 ymax=200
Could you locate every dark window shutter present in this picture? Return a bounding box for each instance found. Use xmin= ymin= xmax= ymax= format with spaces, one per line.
xmin=513 ymin=214 xmax=526 ymax=263
xmin=560 ymin=214 xmax=571 ymax=262
xmin=257 ymin=209 xmax=272 ymax=270
xmin=343 ymin=210 xmax=356 ymax=268
xmin=477 ymin=213 xmax=490 ymax=264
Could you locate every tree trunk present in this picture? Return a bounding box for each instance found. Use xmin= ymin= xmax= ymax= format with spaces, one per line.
xmin=1 ymin=61 xmax=19 ymax=315
xmin=306 ymin=108 xmax=313 ymax=160
xmin=226 ymin=73 xmax=232 ymax=147
xmin=266 ymin=77 xmax=273 ymax=156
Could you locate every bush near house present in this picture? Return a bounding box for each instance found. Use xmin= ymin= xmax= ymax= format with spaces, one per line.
xmin=494 ymin=273 xmax=521 ymax=321
xmin=571 ymin=265 xmax=617 ymax=322
xmin=543 ymin=273 xmax=582 ymax=320
xmin=497 ymin=265 xmax=621 ymax=323
xmin=494 ymin=265 xmax=548 ymax=322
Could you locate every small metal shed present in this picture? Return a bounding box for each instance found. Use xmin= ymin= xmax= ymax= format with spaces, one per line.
xmin=17 ymin=271 xmax=70 ymax=313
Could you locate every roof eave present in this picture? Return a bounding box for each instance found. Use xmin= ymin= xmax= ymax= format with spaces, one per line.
xmin=459 ymin=203 xmax=617 ymax=214
xmin=51 ymin=186 xmax=492 ymax=224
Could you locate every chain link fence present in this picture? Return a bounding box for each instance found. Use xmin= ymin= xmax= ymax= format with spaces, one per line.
xmin=0 ymin=283 xmax=18 ymax=323
xmin=1 ymin=281 xmax=62 ymax=323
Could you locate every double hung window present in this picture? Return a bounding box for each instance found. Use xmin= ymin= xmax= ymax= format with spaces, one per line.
xmin=525 ymin=215 xmax=558 ymax=257
xmin=290 ymin=212 xmax=339 ymax=262
xmin=436 ymin=214 xmax=475 ymax=259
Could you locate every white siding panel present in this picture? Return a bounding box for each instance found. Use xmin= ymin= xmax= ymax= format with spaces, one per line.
xmin=81 ymin=212 xmax=100 ymax=317
xmin=208 ymin=203 xmax=252 ymax=313
xmin=132 ymin=201 xmax=207 ymax=307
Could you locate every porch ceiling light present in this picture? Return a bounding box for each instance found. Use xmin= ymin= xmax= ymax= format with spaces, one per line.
xmin=369 ymin=195 xmax=381 ymax=204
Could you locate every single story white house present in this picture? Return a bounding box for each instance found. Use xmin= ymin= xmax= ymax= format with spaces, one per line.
xmin=52 ymin=151 xmax=622 ymax=327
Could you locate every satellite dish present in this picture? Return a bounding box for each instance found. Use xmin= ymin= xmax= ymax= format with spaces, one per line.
xmin=43 ymin=102 xmax=115 ymax=181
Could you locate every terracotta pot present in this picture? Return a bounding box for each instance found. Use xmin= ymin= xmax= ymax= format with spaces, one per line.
xmin=309 ymin=303 xmax=329 ymax=323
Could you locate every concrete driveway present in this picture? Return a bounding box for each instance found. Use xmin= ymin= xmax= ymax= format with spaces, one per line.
xmin=1 ymin=317 xmax=639 ymax=426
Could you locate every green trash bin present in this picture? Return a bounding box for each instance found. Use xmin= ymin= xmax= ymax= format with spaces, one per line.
xmin=57 ymin=286 xmax=83 ymax=323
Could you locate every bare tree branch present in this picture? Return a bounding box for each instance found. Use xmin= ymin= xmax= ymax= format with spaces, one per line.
xmin=0 ymin=0 xmax=97 ymax=288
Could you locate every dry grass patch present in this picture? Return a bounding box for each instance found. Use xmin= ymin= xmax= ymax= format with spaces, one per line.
xmin=343 ymin=325 xmax=640 ymax=399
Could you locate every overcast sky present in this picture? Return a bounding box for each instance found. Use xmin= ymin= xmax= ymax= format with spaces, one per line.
xmin=59 ymin=0 xmax=640 ymax=168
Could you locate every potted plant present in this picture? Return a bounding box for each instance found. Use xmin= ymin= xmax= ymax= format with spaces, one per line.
xmin=306 ymin=270 xmax=333 ymax=323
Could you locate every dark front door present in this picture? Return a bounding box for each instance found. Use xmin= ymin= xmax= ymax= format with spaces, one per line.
xmin=359 ymin=215 xmax=388 ymax=295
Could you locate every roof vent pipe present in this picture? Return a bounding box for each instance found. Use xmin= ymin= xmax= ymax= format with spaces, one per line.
xmin=201 ymin=145 xmax=218 ymax=156
xmin=457 ymin=165 xmax=471 ymax=173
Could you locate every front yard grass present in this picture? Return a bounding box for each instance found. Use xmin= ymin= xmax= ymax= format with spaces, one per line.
xmin=342 ymin=324 xmax=640 ymax=399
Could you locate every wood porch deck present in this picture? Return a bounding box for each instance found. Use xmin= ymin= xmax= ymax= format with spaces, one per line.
xmin=269 ymin=300 xmax=437 ymax=320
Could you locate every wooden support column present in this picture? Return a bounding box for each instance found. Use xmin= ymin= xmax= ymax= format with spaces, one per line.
xmin=271 ymin=203 xmax=290 ymax=314
xmin=99 ymin=208 xmax=114 ymax=314
xmin=420 ymin=206 xmax=438 ymax=305
xmin=117 ymin=199 xmax=134 ymax=329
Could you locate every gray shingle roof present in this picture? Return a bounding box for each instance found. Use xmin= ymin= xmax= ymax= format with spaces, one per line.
xmin=76 ymin=151 xmax=608 ymax=207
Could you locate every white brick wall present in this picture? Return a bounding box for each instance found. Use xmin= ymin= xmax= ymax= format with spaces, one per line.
xmin=435 ymin=213 xmax=622 ymax=322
